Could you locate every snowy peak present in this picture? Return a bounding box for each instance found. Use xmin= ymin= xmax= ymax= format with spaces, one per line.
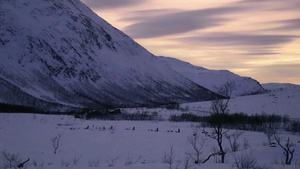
xmin=262 ymin=83 xmax=300 ymax=91
xmin=0 ymin=0 xmax=221 ymax=111
xmin=159 ymin=56 xmax=265 ymax=97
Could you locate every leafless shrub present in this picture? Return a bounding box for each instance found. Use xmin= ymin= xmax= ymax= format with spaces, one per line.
xmin=88 ymin=158 xmax=101 ymax=167
xmin=60 ymin=158 xmax=71 ymax=167
xmin=243 ymin=138 xmax=250 ymax=150
xmin=106 ymin=157 xmax=119 ymax=167
xmin=186 ymin=128 xmax=206 ymax=164
xmin=72 ymin=155 xmax=81 ymax=166
xmin=225 ymin=131 xmax=243 ymax=152
xmin=0 ymin=150 xmax=21 ymax=169
xmin=124 ymin=156 xmax=142 ymax=166
xmin=32 ymin=160 xmax=44 ymax=169
xmin=232 ymin=151 xmax=263 ymax=169
xmin=274 ymin=134 xmax=295 ymax=165
xmin=182 ymin=156 xmax=193 ymax=169
xmin=263 ymin=123 xmax=277 ymax=145
xmin=163 ymin=147 xmax=180 ymax=169
xmin=60 ymin=155 xmax=80 ymax=167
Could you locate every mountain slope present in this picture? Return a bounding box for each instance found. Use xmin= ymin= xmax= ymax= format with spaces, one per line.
xmin=183 ymin=83 xmax=300 ymax=118
xmin=262 ymin=83 xmax=299 ymax=91
xmin=0 ymin=0 xmax=221 ymax=110
xmin=159 ymin=56 xmax=265 ymax=97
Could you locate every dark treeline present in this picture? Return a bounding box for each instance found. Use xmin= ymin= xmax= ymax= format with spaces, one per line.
xmin=170 ymin=113 xmax=300 ymax=133
xmin=0 ymin=103 xmax=85 ymax=115
xmin=2 ymin=102 xmax=299 ymax=133
xmin=0 ymin=103 xmax=40 ymax=113
xmin=77 ymin=109 xmax=160 ymax=121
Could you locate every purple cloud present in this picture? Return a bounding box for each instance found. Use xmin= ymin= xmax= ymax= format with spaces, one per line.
xmin=121 ymin=9 xmax=181 ymax=22
xmin=123 ymin=7 xmax=242 ymax=38
xmin=241 ymin=52 xmax=279 ymax=56
xmin=239 ymin=0 xmax=300 ymax=11
xmin=258 ymin=64 xmax=300 ymax=78
xmin=178 ymin=33 xmax=298 ymax=47
xmin=175 ymin=32 xmax=299 ymax=56
xmin=121 ymin=0 xmax=300 ymax=39
xmin=82 ymin=0 xmax=146 ymax=9
xmin=270 ymin=18 xmax=300 ymax=31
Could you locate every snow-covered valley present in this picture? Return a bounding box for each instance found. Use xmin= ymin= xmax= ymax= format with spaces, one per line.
xmin=0 ymin=113 xmax=299 ymax=169
xmin=1 ymin=84 xmax=300 ymax=169
xmin=1 ymin=81 xmax=300 ymax=169
xmin=1 ymin=0 xmax=299 ymax=168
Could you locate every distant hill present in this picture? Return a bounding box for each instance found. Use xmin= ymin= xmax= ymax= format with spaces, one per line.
xmin=183 ymin=83 xmax=300 ymax=118
xmin=159 ymin=56 xmax=265 ymax=97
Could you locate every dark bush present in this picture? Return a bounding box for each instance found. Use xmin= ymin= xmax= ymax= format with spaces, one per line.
xmin=169 ymin=113 xmax=205 ymax=122
xmin=82 ymin=109 xmax=159 ymax=121
xmin=285 ymin=120 xmax=300 ymax=133
xmin=170 ymin=112 xmax=298 ymax=132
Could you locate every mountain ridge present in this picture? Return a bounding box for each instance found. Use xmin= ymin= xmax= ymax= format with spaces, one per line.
xmin=0 ymin=0 xmax=221 ymax=111
xmin=159 ymin=56 xmax=265 ymax=97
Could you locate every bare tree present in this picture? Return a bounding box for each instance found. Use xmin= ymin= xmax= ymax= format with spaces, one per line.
xmin=203 ymin=80 xmax=235 ymax=163
xmin=273 ymin=134 xmax=295 ymax=165
xmin=186 ymin=128 xmax=206 ymax=164
xmin=51 ymin=133 xmax=63 ymax=154
xmin=163 ymin=147 xmax=180 ymax=169
xmin=203 ymin=126 xmax=229 ymax=163
xmin=262 ymin=122 xmax=279 ymax=145
xmin=182 ymin=156 xmax=193 ymax=169
xmin=166 ymin=147 xmax=175 ymax=169
xmin=211 ymin=80 xmax=236 ymax=114
xmin=225 ymin=131 xmax=243 ymax=152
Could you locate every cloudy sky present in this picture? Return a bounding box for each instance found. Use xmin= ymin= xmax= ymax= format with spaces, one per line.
xmin=82 ymin=0 xmax=300 ymax=84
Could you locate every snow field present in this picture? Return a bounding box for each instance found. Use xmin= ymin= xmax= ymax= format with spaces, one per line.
xmin=181 ymin=84 xmax=300 ymax=119
xmin=0 ymin=113 xmax=299 ymax=169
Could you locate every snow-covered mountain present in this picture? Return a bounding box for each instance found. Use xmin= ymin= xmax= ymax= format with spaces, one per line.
xmin=159 ymin=56 xmax=265 ymax=97
xmin=182 ymin=83 xmax=300 ymax=118
xmin=262 ymin=83 xmax=299 ymax=91
xmin=0 ymin=0 xmax=222 ymax=111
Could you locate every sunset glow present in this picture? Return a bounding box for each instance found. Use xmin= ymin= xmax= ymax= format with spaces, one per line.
xmin=82 ymin=0 xmax=300 ymax=84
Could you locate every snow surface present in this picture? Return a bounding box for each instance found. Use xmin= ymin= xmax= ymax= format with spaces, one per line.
xmin=262 ymin=83 xmax=300 ymax=91
xmin=0 ymin=113 xmax=299 ymax=169
xmin=1 ymin=84 xmax=299 ymax=168
xmin=177 ymin=83 xmax=300 ymax=119
xmin=120 ymin=83 xmax=300 ymax=119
